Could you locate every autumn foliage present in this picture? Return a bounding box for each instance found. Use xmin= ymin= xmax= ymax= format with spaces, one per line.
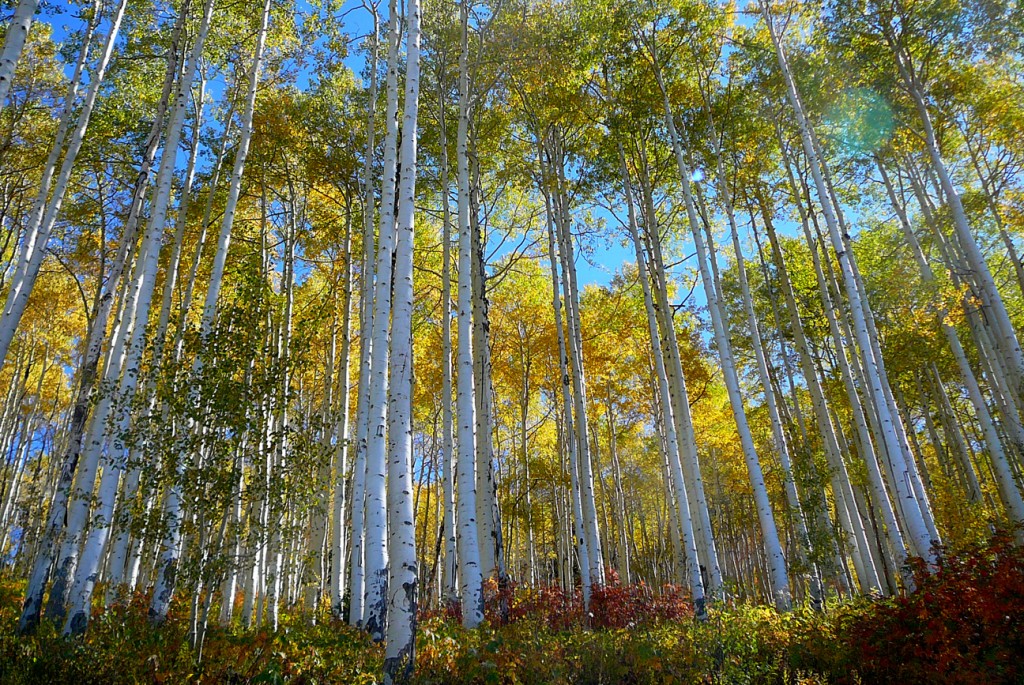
xmin=836 ymin=529 xmax=1024 ymax=684
xmin=1 ymin=532 xmax=1022 ymax=684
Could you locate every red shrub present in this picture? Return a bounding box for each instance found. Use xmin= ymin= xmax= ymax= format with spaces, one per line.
xmin=845 ymin=529 xmax=1024 ymax=684
xmin=588 ymin=583 xmax=692 ymax=628
xmin=421 ymin=578 xmax=694 ymax=631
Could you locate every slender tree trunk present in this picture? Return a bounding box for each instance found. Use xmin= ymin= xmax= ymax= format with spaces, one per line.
xmin=538 ymin=140 xmax=591 ymax=606
xmin=689 ymin=133 xmax=790 ymax=609
xmin=732 ymin=197 xmax=822 ymax=605
xmin=617 ymin=141 xmax=706 ymax=617
xmin=383 ymin=1 xmax=421 ymax=677
xmin=757 ymin=193 xmax=880 ymax=593
xmin=437 ymin=62 xmax=458 ymax=606
xmin=361 ymin=0 xmax=404 ymax=640
xmin=635 ymin=157 xmax=722 ymax=596
xmin=0 ymin=0 xmax=125 ymax=371
xmin=347 ymin=8 xmax=380 ymax=627
xmin=550 ymin=137 xmax=604 ymax=589
xmin=876 ymin=158 xmax=1024 ymax=524
xmin=884 ymin=23 xmax=1024 ymax=396
xmin=149 ymin=0 xmax=270 ymax=624
xmin=63 ymin=0 xmax=215 ymax=635
xmin=0 ymin=0 xmax=40 ymax=114
xmin=330 ymin=209 xmax=355 ymax=615
xmin=762 ymin=3 xmax=938 ymax=565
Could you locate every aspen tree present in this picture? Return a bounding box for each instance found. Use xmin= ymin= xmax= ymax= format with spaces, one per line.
xmin=617 ymin=140 xmax=707 ymax=617
xmin=437 ymin=58 xmax=459 ymax=605
xmin=679 ymin=104 xmax=790 ymax=608
xmin=761 ymin=0 xmax=938 ymax=565
xmin=0 ymin=0 xmax=39 ymax=114
xmin=361 ymin=0 xmax=405 ymax=640
xmin=876 ymin=158 xmax=1024 ymax=525
xmin=15 ymin=0 xmax=169 ymax=633
xmin=105 ymin=81 xmax=206 ymax=604
xmin=454 ymin=0 xmax=484 ymax=628
xmin=549 ymin=134 xmax=604 ymax=589
xmin=348 ymin=7 xmax=380 ymax=626
xmin=150 ymin=0 xmax=271 ymax=624
xmin=540 ymin=161 xmax=591 ymax=604
xmin=880 ymin=15 xmax=1024 ymax=397
xmin=384 ymin=0 xmax=422 ymax=675
xmin=330 ymin=211 xmax=355 ymax=614
xmin=62 ymin=0 xmax=215 ymax=634
xmin=757 ymin=195 xmax=881 ymax=593
xmin=0 ymin=0 xmax=125 ymax=371
xmin=635 ymin=158 xmax=723 ymax=595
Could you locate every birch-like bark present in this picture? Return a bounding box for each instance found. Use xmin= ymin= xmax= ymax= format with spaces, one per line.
xmin=361 ymin=0 xmax=403 ymax=640
xmin=605 ymin=396 xmax=629 ymax=584
xmin=882 ymin=20 xmax=1024 ymax=396
xmin=307 ymin=314 xmax=338 ymax=614
xmin=617 ymin=141 xmax=706 ymax=617
xmin=383 ymin=0 xmax=421 ymax=676
xmin=761 ymin=2 xmax=937 ymax=565
xmin=347 ymin=8 xmax=380 ymax=626
xmin=437 ymin=65 xmax=458 ymax=605
xmin=12 ymin=9 xmax=132 ymax=625
xmin=814 ymin=143 xmax=940 ymax=551
xmin=732 ymin=205 xmax=822 ymax=604
xmin=758 ymin=196 xmax=881 ymax=593
xmin=330 ymin=210 xmax=354 ymax=615
xmin=5 ymin=0 xmax=101 ymax=303
xmin=470 ymin=191 xmax=497 ymax=579
xmin=0 ymin=0 xmax=39 ymax=114
xmin=550 ymin=136 xmax=604 ymax=588
xmin=454 ymin=0 xmax=484 ymax=627
xmin=636 ymin=157 xmax=722 ymax=595
xmin=106 ymin=81 xmax=205 ymax=603
xmin=540 ymin=167 xmax=591 ymax=604
xmin=64 ymin=0 xmax=216 ymax=634
xmin=876 ymin=159 xmax=1024 ymax=523
xmin=688 ymin=125 xmax=790 ymax=609
xmin=149 ymin=0 xmax=270 ymax=624
xmin=0 ymin=0 xmax=124 ymax=371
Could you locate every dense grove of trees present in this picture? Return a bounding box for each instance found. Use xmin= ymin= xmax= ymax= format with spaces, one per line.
xmin=0 ymin=0 xmax=1022 ymax=681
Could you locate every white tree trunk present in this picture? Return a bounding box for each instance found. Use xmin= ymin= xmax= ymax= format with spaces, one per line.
xmin=64 ymin=0 xmax=215 ymax=634
xmin=886 ymin=28 xmax=1024 ymax=395
xmin=636 ymin=164 xmax=723 ymax=595
xmin=359 ymin=11 xmax=401 ymax=637
xmin=361 ymin=0 xmax=404 ymax=641
xmin=877 ymin=159 xmax=1024 ymax=524
xmin=540 ymin=173 xmax=591 ymax=603
xmin=683 ymin=124 xmax=790 ymax=608
xmin=307 ymin=321 xmax=337 ymax=614
xmin=0 ymin=0 xmax=39 ymax=114
xmin=384 ymin=1 xmax=421 ymax=677
xmin=550 ymin=140 xmax=604 ymax=588
xmin=760 ymin=207 xmax=881 ymax=593
xmin=730 ymin=206 xmax=822 ymax=603
xmin=617 ymin=141 xmax=706 ymax=617
xmin=330 ymin=218 xmax=354 ymax=615
xmin=347 ymin=9 xmax=380 ymax=626
xmin=0 ymin=0 xmax=122 ymax=372
xmin=105 ymin=82 xmax=205 ymax=604
xmin=762 ymin=3 xmax=938 ymax=566
xmin=437 ymin=70 xmax=458 ymax=605
xmin=454 ymin=0 xmax=484 ymax=628
xmin=149 ymin=0 xmax=270 ymax=624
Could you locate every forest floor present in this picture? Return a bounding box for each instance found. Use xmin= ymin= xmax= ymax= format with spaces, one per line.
xmin=0 ymin=532 xmax=1021 ymax=684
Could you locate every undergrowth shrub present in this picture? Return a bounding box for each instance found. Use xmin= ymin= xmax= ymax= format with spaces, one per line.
xmin=0 ymin=530 xmax=1020 ymax=683
xmin=841 ymin=529 xmax=1024 ymax=684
